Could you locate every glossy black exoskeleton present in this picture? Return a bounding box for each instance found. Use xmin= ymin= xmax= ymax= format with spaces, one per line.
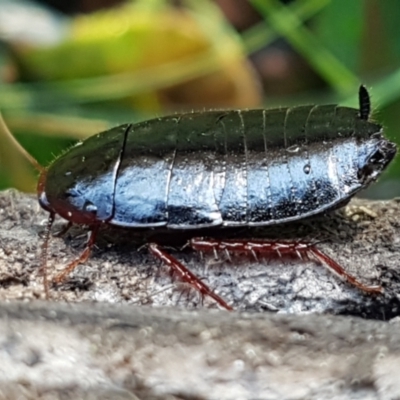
xmin=39 ymin=87 xmax=396 ymax=229
xmin=17 ymin=86 xmax=400 ymax=309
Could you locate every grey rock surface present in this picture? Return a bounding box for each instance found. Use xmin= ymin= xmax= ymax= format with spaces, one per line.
xmin=1 ymin=301 xmax=400 ymax=399
xmin=0 ymin=189 xmax=400 ymax=399
xmin=1 ymin=189 xmax=400 ymax=316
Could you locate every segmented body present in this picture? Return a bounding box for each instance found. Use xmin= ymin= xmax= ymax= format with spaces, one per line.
xmin=31 ymin=86 xmax=396 ymax=309
xmin=41 ymin=104 xmax=394 ymax=230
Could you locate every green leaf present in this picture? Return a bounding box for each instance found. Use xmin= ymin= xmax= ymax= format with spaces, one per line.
xmin=313 ymin=0 xmax=364 ymax=71
xmin=377 ymin=1 xmax=400 ymax=60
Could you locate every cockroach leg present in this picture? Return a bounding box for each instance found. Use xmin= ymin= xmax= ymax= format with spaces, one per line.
xmin=224 ymin=249 xmax=232 ymax=262
xmin=40 ymin=212 xmax=55 ymax=299
xmin=190 ymin=238 xmax=383 ymax=294
xmin=309 ymin=247 xmax=382 ymax=293
xmin=191 ymin=238 xmax=310 ymax=257
xmin=53 ymin=226 xmax=99 ymax=284
xmin=251 ymin=249 xmax=259 ymax=262
xmin=148 ymin=243 xmax=233 ymax=311
xmin=54 ymin=221 xmax=73 ymax=238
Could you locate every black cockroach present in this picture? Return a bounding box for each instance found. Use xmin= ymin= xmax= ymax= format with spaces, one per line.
xmin=1 ymin=85 xmax=396 ymax=310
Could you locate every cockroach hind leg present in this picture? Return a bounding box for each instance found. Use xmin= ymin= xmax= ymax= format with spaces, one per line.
xmin=190 ymin=237 xmax=382 ymax=296
xmin=308 ymin=246 xmax=383 ymax=294
xmin=148 ymin=242 xmax=233 ymax=310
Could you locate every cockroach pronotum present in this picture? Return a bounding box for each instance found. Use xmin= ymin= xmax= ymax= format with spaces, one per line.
xmin=1 ymin=85 xmax=396 ymax=310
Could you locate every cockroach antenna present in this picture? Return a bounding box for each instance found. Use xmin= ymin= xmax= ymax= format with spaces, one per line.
xmin=359 ymin=85 xmax=371 ymax=121
xmin=0 ymin=113 xmax=45 ymax=174
xmin=0 ymin=113 xmax=52 ymax=298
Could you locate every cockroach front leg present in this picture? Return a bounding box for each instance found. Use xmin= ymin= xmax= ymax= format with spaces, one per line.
xmin=53 ymin=221 xmax=73 ymax=238
xmin=40 ymin=212 xmax=55 ymax=299
xmin=40 ymin=216 xmax=98 ymax=298
xmin=190 ymin=238 xmax=383 ymax=295
xmin=52 ymin=226 xmax=99 ymax=284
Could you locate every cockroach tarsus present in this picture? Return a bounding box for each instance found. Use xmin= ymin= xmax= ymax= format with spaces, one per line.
xmin=0 ymin=85 xmax=396 ymax=310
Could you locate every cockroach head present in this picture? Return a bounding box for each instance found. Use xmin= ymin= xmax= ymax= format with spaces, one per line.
xmin=357 ymin=133 xmax=397 ymax=184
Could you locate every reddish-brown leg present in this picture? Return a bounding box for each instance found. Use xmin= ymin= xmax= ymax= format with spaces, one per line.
xmin=54 ymin=221 xmax=73 ymax=238
xmin=148 ymin=243 xmax=233 ymax=310
xmin=40 ymin=212 xmax=55 ymax=299
xmin=309 ymin=247 xmax=382 ymax=293
xmin=53 ymin=226 xmax=99 ymax=284
xmin=190 ymin=238 xmax=383 ymax=294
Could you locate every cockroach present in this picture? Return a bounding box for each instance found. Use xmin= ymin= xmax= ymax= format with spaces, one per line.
xmin=1 ymin=85 xmax=396 ymax=310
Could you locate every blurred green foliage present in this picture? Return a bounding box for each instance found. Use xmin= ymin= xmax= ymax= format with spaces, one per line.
xmin=0 ymin=0 xmax=400 ymax=198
